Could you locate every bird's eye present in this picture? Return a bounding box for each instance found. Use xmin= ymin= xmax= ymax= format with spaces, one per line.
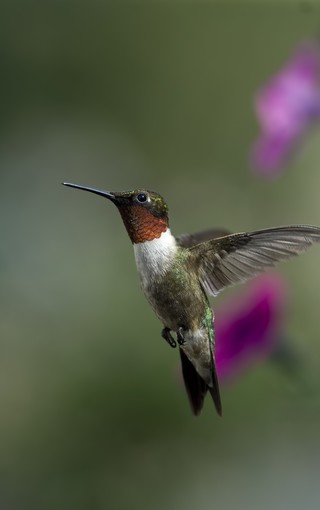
xmin=137 ymin=193 xmax=148 ymax=203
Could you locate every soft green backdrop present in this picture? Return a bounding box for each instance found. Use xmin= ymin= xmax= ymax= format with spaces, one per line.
xmin=1 ymin=2 xmax=320 ymax=509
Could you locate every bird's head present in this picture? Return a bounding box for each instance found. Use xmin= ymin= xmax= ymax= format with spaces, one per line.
xmin=63 ymin=183 xmax=169 ymax=243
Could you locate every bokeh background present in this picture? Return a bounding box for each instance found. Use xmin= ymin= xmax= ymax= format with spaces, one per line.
xmin=1 ymin=2 xmax=320 ymax=509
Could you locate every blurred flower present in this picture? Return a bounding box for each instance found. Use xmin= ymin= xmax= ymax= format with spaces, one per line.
xmin=251 ymin=42 xmax=320 ymax=176
xmin=215 ymin=273 xmax=287 ymax=381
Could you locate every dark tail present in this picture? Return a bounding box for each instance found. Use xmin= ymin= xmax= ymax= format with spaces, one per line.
xmin=208 ymin=350 xmax=222 ymax=417
xmin=179 ymin=349 xmax=222 ymax=417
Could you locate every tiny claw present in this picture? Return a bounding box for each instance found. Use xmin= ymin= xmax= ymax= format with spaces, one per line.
xmin=161 ymin=327 xmax=177 ymax=348
xmin=177 ymin=326 xmax=186 ymax=346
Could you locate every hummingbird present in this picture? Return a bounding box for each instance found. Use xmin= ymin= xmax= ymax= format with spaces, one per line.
xmin=63 ymin=182 xmax=320 ymax=416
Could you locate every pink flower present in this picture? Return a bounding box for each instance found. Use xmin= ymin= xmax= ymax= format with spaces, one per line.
xmin=215 ymin=274 xmax=287 ymax=381
xmin=251 ymin=42 xmax=320 ymax=176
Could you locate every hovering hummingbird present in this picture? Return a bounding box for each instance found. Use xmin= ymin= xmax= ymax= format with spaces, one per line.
xmin=63 ymin=182 xmax=320 ymax=416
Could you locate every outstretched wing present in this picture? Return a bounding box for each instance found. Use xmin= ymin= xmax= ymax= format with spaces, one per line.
xmin=176 ymin=228 xmax=230 ymax=248
xmin=190 ymin=225 xmax=320 ymax=297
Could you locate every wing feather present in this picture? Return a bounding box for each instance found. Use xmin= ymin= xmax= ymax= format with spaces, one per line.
xmin=191 ymin=225 xmax=320 ymax=296
xmin=176 ymin=228 xmax=231 ymax=248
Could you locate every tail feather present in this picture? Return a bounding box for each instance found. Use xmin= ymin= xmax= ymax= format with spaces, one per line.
xmin=208 ymin=347 xmax=222 ymax=416
xmin=179 ymin=348 xmax=207 ymax=415
xmin=179 ymin=348 xmax=222 ymax=416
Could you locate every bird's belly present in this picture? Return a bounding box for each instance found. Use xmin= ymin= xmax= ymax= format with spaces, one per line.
xmin=140 ymin=270 xmax=206 ymax=331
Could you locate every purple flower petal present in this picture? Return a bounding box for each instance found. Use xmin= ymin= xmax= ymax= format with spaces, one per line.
xmin=251 ymin=132 xmax=295 ymax=176
xmin=215 ymin=273 xmax=287 ymax=380
xmin=251 ymin=42 xmax=320 ymax=175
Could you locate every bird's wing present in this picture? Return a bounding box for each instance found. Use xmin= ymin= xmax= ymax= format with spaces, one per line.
xmin=190 ymin=225 xmax=320 ymax=297
xmin=176 ymin=228 xmax=230 ymax=248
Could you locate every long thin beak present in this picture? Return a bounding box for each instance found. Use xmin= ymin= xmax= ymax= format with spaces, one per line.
xmin=62 ymin=182 xmax=115 ymax=201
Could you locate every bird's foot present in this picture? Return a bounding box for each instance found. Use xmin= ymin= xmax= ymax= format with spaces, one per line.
xmin=161 ymin=327 xmax=176 ymax=348
xmin=177 ymin=326 xmax=186 ymax=346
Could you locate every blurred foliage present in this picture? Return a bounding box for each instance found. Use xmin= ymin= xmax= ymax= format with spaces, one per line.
xmin=1 ymin=2 xmax=320 ymax=509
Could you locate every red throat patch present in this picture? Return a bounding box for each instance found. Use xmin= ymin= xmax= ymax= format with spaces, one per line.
xmin=118 ymin=205 xmax=168 ymax=243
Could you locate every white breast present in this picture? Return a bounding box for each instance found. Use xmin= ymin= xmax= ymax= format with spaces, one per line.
xmin=133 ymin=229 xmax=177 ymax=283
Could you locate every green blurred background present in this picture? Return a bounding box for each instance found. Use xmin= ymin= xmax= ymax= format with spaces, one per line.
xmin=1 ymin=2 xmax=320 ymax=509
